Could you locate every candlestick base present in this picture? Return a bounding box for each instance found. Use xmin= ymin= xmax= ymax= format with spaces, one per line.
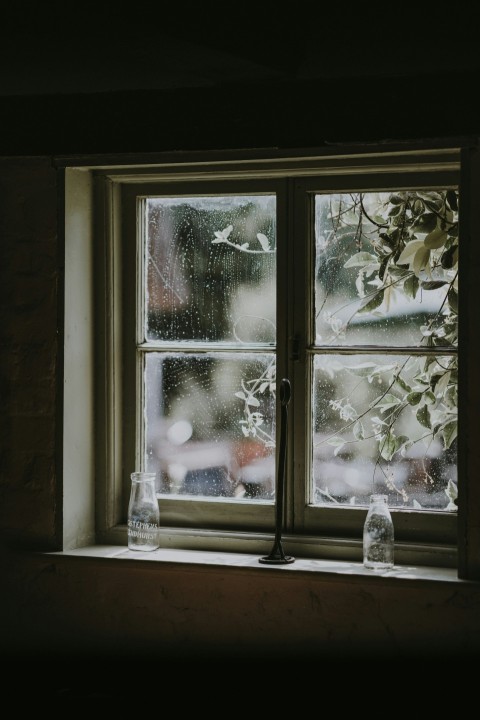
xmin=259 ymin=541 xmax=295 ymax=564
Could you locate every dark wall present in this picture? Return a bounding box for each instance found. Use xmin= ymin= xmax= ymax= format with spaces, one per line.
xmin=1 ymin=7 xmax=479 ymax=155
xmin=2 ymin=72 xmax=479 ymax=157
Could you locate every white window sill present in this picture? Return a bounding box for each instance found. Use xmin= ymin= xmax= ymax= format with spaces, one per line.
xmin=43 ymin=545 xmax=470 ymax=585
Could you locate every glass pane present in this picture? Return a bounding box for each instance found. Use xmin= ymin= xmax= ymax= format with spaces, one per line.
xmin=145 ymin=352 xmax=276 ymax=499
xmin=315 ymin=190 xmax=459 ymax=346
xmin=145 ymin=195 xmax=276 ymax=343
xmin=312 ymin=354 xmax=457 ymax=511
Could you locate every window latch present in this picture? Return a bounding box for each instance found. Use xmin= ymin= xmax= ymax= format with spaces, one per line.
xmin=291 ymin=333 xmax=300 ymax=361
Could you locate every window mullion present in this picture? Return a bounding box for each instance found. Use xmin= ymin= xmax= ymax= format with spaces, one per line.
xmin=275 ymin=180 xmax=293 ymax=530
xmin=290 ymin=179 xmax=311 ymax=532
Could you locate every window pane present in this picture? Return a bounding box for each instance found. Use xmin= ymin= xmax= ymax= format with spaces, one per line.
xmin=315 ymin=191 xmax=459 ymax=347
xmin=312 ymin=353 xmax=457 ymax=511
xmin=145 ymin=352 xmax=276 ymax=499
xmin=145 ymin=195 xmax=276 ymax=343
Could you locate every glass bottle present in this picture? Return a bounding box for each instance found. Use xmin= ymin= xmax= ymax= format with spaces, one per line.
xmin=363 ymin=494 xmax=394 ymax=570
xmin=127 ymin=472 xmax=160 ymax=551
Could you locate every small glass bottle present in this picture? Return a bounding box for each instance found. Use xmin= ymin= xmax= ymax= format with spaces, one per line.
xmin=128 ymin=472 xmax=160 ymax=551
xmin=363 ymin=494 xmax=394 ymax=570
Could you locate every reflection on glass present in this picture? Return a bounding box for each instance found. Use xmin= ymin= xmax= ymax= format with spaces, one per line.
xmin=145 ymin=352 xmax=276 ymax=500
xmin=312 ymin=354 xmax=457 ymax=511
xmin=315 ymin=191 xmax=459 ymax=346
xmin=145 ymin=195 xmax=276 ymax=343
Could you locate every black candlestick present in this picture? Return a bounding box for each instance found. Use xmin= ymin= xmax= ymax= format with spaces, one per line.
xmin=259 ymin=378 xmax=295 ymax=565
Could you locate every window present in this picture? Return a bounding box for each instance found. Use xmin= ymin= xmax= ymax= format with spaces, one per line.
xmin=62 ymin=143 xmax=480 ymax=580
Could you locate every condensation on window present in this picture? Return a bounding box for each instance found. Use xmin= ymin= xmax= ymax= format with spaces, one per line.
xmin=142 ymin=194 xmax=277 ymax=501
xmin=145 ymin=195 xmax=276 ymax=344
xmin=145 ymin=352 xmax=276 ymax=500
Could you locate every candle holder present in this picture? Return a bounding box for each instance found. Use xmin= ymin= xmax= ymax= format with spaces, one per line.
xmin=259 ymin=378 xmax=294 ymax=565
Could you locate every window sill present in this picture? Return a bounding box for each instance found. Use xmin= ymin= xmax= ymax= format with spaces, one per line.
xmin=43 ymin=544 xmax=472 ymax=585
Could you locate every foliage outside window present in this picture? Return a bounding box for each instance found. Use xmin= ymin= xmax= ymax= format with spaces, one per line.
xmin=311 ymin=189 xmax=458 ymax=511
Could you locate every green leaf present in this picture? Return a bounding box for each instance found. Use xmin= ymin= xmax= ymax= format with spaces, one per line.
xmin=413 ymin=199 xmax=424 ymax=214
xmin=379 ymin=431 xmax=396 ymax=461
xmin=327 ymin=436 xmax=345 ymax=447
xmin=415 ymin=191 xmax=443 ymax=204
xmin=256 ymin=233 xmax=270 ymax=251
xmin=424 ymin=198 xmax=445 ymax=213
xmin=400 ymin=245 xmax=432 ymax=275
xmin=394 ymin=434 xmax=410 ymax=453
xmin=407 ymin=391 xmax=423 ymax=405
xmin=441 ymin=244 xmax=458 ymax=269
xmin=416 ymin=404 xmax=431 ymax=429
xmin=389 ymin=194 xmax=404 ymax=205
xmin=376 ymin=393 xmax=402 ymax=412
xmin=357 ymin=289 xmax=384 ymax=314
xmin=424 ymin=228 xmax=447 ymax=249
xmin=374 ymin=363 xmax=398 ymax=375
xmin=413 ymin=246 xmax=431 ymax=275
xmin=388 ymin=204 xmax=402 ymax=217
xmin=444 ymin=384 xmax=457 ymax=408
xmin=448 ymin=287 xmax=458 ymax=313
xmin=378 ymin=255 xmax=389 ymax=281
xmin=420 ymin=280 xmax=448 ymax=290
xmin=379 ymin=232 xmax=393 ymax=247
xmin=423 ymin=356 xmax=436 ymax=373
xmin=388 ymin=265 xmax=409 ymax=278
xmin=424 ymin=390 xmax=437 ymax=405
xmin=345 ymin=362 xmax=379 ymax=377
xmin=429 ymin=372 xmax=443 ymax=390
xmin=434 ymin=371 xmax=452 ymax=397
xmin=412 ymin=212 xmax=437 ymax=234
xmin=446 ymin=190 xmax=458 ymax=211
xmin=344 ymin=252 xmax=378 ymax=268
xmin=445 ymin=478 xmax=458 ymax=502
xmin=397 ymin=239 xmax=424 ymax=265
xmin=442 ymin=419 xmax=458 ymax=449
xmin=387 ymin=227 xmax=400 ymax=243
xmin=404 ymin=273 xmax=419 ymax=299
xmin=353 ymin=420 xmax=365 ymax=440
xmin=394 ymin=374 xmax=412 ymax=392
xmin=400 ymin=439 xmax=414 ymax=457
